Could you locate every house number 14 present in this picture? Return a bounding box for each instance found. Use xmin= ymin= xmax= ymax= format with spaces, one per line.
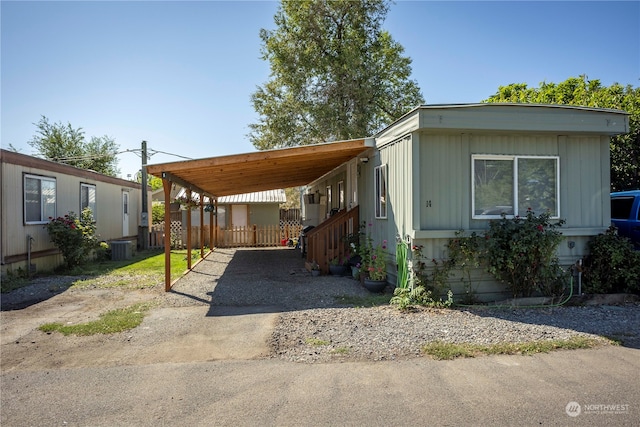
xmin=426 ymin=200 xmax=432 ymax=207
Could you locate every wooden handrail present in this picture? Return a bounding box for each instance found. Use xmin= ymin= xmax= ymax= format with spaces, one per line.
xmin=306 ymin=206 xmax=359 ymax=274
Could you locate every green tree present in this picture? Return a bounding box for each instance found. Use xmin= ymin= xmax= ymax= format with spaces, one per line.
xmin=483 ymin=76 xmax=640 ymax=191
xmin=250 ymin=0 xmax=424 ymax=149
xmin=135 ymin=173 xmax=164 ymax=191
xmin=28 ymin=116 xmax=120 ymax=176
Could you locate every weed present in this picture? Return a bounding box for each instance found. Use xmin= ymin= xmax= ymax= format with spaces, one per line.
xmin=422 ymin=336 xmax=606 ymax=360
xmin=39 ymin=302 xmax=154 ymax=336
xmin=335 ymin=294 xmax=390 ymax=307
xmin=305 ymin=337 xmax=330 ymax=346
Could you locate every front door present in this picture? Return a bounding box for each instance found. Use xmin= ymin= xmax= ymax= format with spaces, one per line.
xmin=122 ymin=192 xmax=129 ymax=237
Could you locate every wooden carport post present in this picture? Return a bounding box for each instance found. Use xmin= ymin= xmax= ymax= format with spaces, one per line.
xmin=162 ymin=178 xmax=172 ymax=292
xmin=199 ymin=195 xmax=204 ymax=258
xmin=209 ymin=198 xmax=214 ymax=251
xmin=186 ymin=189 xmax=192 ymax=270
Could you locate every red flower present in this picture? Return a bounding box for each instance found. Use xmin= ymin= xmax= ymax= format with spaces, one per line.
xmin=537 ymin=225 xmax=544 ymax=232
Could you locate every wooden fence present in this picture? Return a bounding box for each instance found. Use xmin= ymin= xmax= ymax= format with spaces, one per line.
xmin=149 ymin=222 xmax=303 ymax=249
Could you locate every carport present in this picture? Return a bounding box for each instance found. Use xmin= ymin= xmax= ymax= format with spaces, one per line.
xmin=145 ymin=138 xmax=374 ymax=291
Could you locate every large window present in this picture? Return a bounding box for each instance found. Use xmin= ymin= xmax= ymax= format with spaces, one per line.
xmin=375 ymin=164 xmax=387 ymax=219
xmin=80 ymin=183 xmax=97 ymax=218
xmin=24 ymin=174 xmax=56 ymax=224
xmin=472 ymin=155 xmax=559 ymax=218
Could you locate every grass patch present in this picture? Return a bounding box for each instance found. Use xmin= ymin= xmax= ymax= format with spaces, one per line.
xmin=3 ymin=249 xmax=200 ymax=293
xmin=71 ymin=250 xmax=195 ymax=289
xmin=331 ymin=347 xmax=350 ymax=354
xmin=335 ymin=293 xmax=391 ymax=307
xmin=422 ymin=336 xmax=606 ymax=360
xmin=305 ymin=337 xmax=330 ymax=346
xmin=1 ymin=273 xmax=30 ymax=293
xmin=39 ymin=302 xmax=154 ymax=336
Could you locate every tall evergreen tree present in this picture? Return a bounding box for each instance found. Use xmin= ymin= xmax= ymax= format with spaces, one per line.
xmin=250 ymin=0 xmax=424 ymax=149
xmin=484 ymin=76 xmax=640 ymax=192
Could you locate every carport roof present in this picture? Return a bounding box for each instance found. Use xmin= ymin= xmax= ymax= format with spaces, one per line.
xmin=145 ymin=138 xmax=374 ymax=198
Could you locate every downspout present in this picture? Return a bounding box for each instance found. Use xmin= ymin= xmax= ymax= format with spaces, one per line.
xmin=27 ymin=235 xmax=34 ymax=278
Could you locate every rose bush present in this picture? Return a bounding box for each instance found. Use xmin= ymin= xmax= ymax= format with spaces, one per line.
xmin=46 ymin=208 xmax=99 ymax=269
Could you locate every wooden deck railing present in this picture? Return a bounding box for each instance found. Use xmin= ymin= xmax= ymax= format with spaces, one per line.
xmin=306 ymin=206 xmax=359 ymax=274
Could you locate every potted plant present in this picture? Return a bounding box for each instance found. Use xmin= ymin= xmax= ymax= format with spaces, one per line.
xmin=329 ymin=255 xmax=348 ymax=276
xmin=310 ymin=260 xmax=321 ymax=276
xmin=359 ymin=224 xmax=388 ymax=292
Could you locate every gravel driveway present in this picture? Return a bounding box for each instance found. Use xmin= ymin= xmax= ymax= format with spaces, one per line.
xmin=167 ymin=247 xmax=640 ymax=363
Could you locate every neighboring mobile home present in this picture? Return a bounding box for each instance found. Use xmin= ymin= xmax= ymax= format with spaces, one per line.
xmin=0 ymin=149 xmax=148 ymax=276
xmin=172 ymin=187 xmax=286 ymax=229
xmin=305 ymin=103 xmax=629 ymax=300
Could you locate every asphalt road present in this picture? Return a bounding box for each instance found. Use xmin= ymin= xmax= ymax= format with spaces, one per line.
xmin=2 ymin=345 xmax=638 ymax=426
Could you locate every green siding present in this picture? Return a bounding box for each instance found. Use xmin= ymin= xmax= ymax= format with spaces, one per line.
xmin=249 ymin=204 xmax=280 ymax=226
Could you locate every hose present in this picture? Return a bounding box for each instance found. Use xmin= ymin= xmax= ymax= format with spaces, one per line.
xmin=396 ymin=237 xmax=409 ymax=289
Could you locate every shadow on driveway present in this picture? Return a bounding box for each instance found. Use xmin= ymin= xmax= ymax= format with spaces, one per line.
xmin=168 ymin=247 xmax=383 ymax=317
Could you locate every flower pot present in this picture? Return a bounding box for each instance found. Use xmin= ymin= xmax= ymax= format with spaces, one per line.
xmin=329 ymin=264 xmax=347 ymax=276
xmin=351 ymin=266 xmax=360 ymax=280
xmin=311 ymin=269 xmax=321 ymax=277
xmin=363 ymin=278 xmax=387 ymax=293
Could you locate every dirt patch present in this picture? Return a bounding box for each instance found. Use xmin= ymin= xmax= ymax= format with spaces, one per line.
xmin=1 ymin=247 xmax=361 ymax=371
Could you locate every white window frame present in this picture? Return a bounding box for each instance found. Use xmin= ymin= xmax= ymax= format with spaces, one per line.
xmin=472 ymin=154 xmax=560 ymax=219
xmin=374 ymin=164 xmax=387 ymax=219
xmin=24 ymin=174 xmax=57 ymax=224
xmin=80 ymin=183 xmax=97 ymax=219
xmin=337 ymin=181 xmax=345 ymax=210
xmin=326 ymin=185 xmax=332 ymax=216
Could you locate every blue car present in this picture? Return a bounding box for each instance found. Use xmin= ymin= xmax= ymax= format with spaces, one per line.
xmin=611 ymin=190 xmax=640 ymax=249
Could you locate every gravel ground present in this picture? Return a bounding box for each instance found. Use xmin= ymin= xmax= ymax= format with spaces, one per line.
xmin=167 ymin=247 xmax=640 ymax=363
xmin=3 ymin=247 xmax=639 ymax=364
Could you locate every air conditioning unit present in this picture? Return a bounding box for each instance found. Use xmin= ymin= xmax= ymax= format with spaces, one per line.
xmin=110 ymin=241 xmax=132 ymax=261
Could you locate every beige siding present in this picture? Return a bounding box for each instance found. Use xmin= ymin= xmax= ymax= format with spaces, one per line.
xmin=2 ymin=158 xmax=145 ymax=274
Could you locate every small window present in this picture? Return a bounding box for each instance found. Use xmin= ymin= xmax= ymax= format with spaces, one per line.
xmin=24 ymin=174 xmax=56 ymax=224
xmin=326 ymin=185 xmax=332 ymax=216
xmin=338 ymin=181 xmax=345 ymax=210
xmin=611 ymin=197 xmax=634 ymax=220
xmin=375 ymin=164 xmax=387 ymax=219
xmin=80 ymin=183 xmax=97 ymax=218
xmin=472 ymin=155 xmax=559 ymax=218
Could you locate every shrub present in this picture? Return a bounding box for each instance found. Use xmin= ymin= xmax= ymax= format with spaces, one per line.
xmin=410 ymin=244 xmax=454 ymax=296
xmin=582 ymin=226 xmax=640 ymax=294
xmin=151 ymin=202 xmax=165 ymax=224
xmin=483 ymin=210 xmax=566 ymax=298
xmin=45 ymin=209 xmax=99 ymax=269
xmin=390 ymin=287 xmax=453 ymax=310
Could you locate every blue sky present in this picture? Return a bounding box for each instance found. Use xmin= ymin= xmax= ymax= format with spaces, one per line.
xmin=2 ymin=1 xmax=638 ymax=179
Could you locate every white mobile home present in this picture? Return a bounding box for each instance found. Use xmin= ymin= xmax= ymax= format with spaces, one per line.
xmin=1 ymin=149 xmax=148 ymax=275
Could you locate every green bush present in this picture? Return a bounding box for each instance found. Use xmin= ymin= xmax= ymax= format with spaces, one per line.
xmin=45 ymin=208 xmax=99 ymax=269
xmin=582 ymin=227 xmax=640 ymax=294
xmin=443 ymin=210 xmax=567 ymax=299
xmin=483 ymin=210 xmax=567 ymax=298
xmin=390 ymin=287 xmax=453 ymax=310
xmin=151 ymin=202 xmax=165 ymax=224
